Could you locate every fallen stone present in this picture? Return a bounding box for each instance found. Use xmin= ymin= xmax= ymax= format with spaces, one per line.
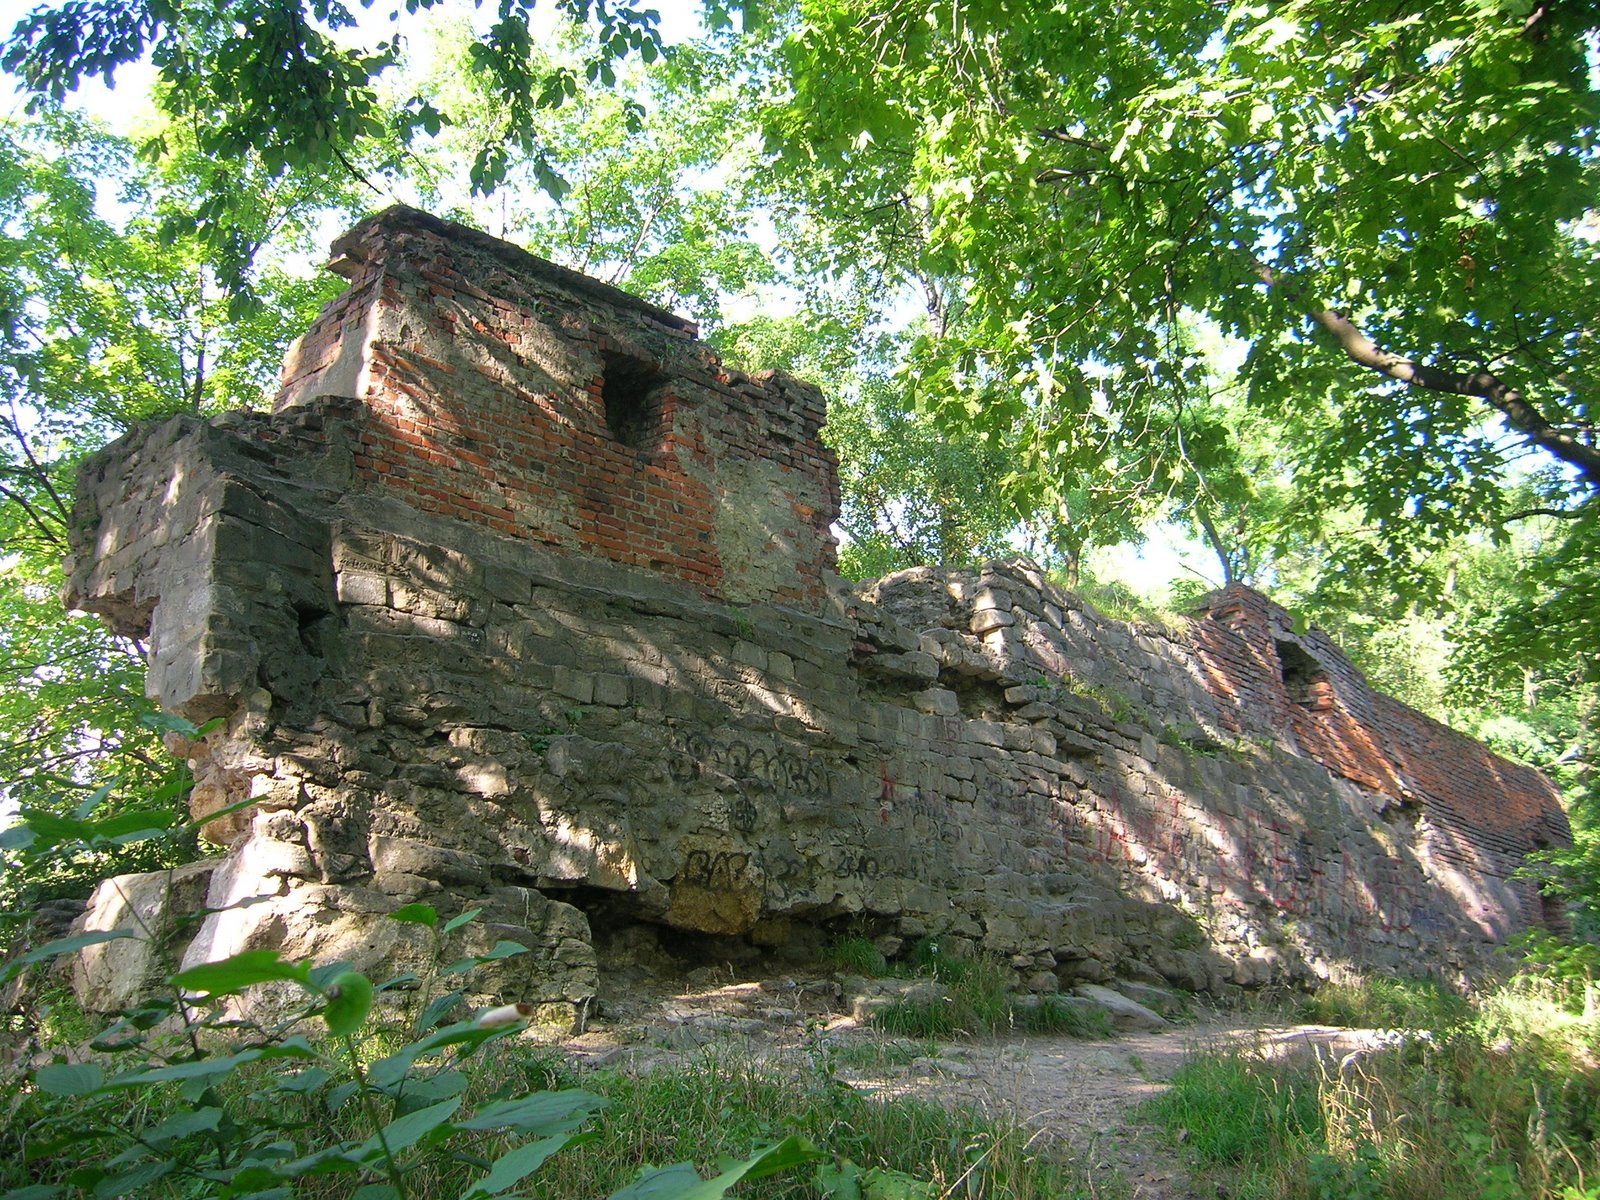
xmin=71 ymin=861 xmax=219 ymax=1013
xmin=1073 ymin=983 xmax=1171 ymax=1031
xmin=1112 ymin=979 xmax=1186 ymax=1017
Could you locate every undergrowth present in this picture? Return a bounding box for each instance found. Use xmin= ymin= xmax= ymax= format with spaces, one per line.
xmin=1296 ymin=975 xmax=1471 ymax=1030
xmin=0 ymin=800 xmax=1105 ymax=1200
xmin=1143 ymin=973 xmax=1600 ymax=1200
xmin=869 ymin=939 xmax=1115 ymax=1040
xmin=532 ymin=1048 xmax=1092 ymax=1199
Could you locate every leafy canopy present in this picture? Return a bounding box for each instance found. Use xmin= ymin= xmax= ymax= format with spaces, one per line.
xmin=768 ymin=0 xmax=1600 ymax=563
xmin=0 ymin=0 xmax=718 ymax=301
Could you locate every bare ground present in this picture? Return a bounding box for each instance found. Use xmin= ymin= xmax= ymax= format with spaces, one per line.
xmin=553 ymin=971 xmax=1385 ymax=1199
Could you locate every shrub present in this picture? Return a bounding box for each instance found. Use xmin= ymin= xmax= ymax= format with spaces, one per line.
xmin=0 ymin=803 xmax=818 ymax=1200
xmin=0 ymin=902 xmax=817 ymax=1200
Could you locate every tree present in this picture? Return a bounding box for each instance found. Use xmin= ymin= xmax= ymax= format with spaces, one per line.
xmin=718 ymin=309 xmax=1022 ymax=577
xmin=765 ymin=0 xmax=1598 ymax=569
xmin=0 ymin=108 xmax=352 ymax=913
xmin=391 ymin=17 xmax=778 ymax=329
xmin=0 ymin=0 xmax=728 ymax=300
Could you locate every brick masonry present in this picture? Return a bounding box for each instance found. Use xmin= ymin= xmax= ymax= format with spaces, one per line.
xmin=61 ymin=208 xmax=1570 ymax=1016
xmin=276 ymin=206 xmax=838 ymax=610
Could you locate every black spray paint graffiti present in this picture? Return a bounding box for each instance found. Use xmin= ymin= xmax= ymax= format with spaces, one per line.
xmin=680 ymin=848 xmax=753 ymax=892
xmin=666 ymin=732 xmax=833 ymax=833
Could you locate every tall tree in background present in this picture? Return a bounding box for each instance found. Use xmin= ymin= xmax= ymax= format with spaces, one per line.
xmin=0 ymin=108 xmax=357 ymax=907
xmin=390 ymin=18 xmax=779 ymax=328
xmin=767 ymin=0 xmax=1598 ymax=575
xmin=0 ymin=0 xmax=696 ymax=298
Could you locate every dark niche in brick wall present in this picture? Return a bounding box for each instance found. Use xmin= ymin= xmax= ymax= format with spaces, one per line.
xmin=1276 ymin=639 xmax=1334 ymax=711
xmin=599 ymin=349 xmax=669 ymax=453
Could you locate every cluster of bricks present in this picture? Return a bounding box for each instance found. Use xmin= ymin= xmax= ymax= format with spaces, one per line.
xmin=1189 ymin=586 xmax=1567 ymax=873
xmin=275 ymin=207 xmax=839 ymax=609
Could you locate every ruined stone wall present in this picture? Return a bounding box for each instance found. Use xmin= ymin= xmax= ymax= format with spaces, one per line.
xmin=276 ymin=206 xmax=837 ymax=609
xmin=61 ymin=210 xmax=1570 ymax=1019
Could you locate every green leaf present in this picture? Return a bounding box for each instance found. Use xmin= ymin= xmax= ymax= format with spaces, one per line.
xmin=856 ymin=1168 xmax=937 ymax=1199
xmin=608 ymin=1138 xmax=821 ymax=1200
xmin=388 ymin=903 xmax=439 ymax=927
xmin=3 ymin=931 xmax=134 ymax=983
xmin=91 ymin=1160 xmax=173 ymax=1197
xmin=461 ymin=1134 xmax=576 ymax=1199
xmin=440 ymin=906 xmax=481 ymax=934
xmin=0 ymin=824 xmax=35 ymax=851
xmin=355 ymin=1097 xmax=462 ymax=1162
xmin=279 ymin=1066 xmax=331 ymax=1094
xmin=84 ymin=807 xmax=179 ymax=841
xmin=414 ymin=991 xmax=464 ymax=1031
xmin=144 ymin=1105 xmax=224 ymax=1146
xmin=441 ymin=940 xmax=528 ymax=976
xmin=322 ymin=970 xmax=374 ymax=1036
xmin=103 ymin=1046 xmax=267 ymax=1089
xmin=172 ymin=949 xmax=314 ymax=997
xmin=816 ymin=1163 xmax=863 ymax=1200
xmin=393 ymin=1069 xmax=469 ymax=1110
xmin=611 ymin=1163 xmax=702 ymax=1200
xmin=1 ymin=1186 xmax=65 ymax=1200
xmin=455 ymin=1089 xmax=607 ymax=1134
xmin=35 ymin=1062 xmax=104 ymax=1096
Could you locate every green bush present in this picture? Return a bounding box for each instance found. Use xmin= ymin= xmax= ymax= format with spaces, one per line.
xmin=0 ymin=900 xmax=817 ymax=1200
xmin=0 ymin=804 xmax=819 ymax=1200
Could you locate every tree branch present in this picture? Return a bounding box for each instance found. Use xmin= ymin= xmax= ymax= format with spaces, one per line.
xmin=1256 ymin=262 xmax=1600 ymax=489
xmin=1504 ymin=506 xmax=1589 ymax=523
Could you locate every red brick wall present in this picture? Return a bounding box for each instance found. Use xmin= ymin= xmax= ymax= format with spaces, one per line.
xmin=276 ymin=207 xmax=840 ymax=609
xmin=1189 ymin=584 xmax=1570 ymax=928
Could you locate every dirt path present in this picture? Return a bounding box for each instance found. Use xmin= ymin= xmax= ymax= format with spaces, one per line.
xmin=562 ymin=974 xmax=1385 ymax=1200
xmin=834 ymin=1022 xmax=1383 ymax=1199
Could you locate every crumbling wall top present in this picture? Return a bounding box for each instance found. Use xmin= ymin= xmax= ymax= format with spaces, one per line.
xmin=272 ymin=205 xmax=841 ymax=610
xmin=325 ymin=205 xmax=698 ymax=335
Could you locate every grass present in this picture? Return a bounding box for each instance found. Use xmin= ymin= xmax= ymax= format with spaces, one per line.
xmin=533 ymin=1049 xmax=1092 ymax=1199
xmin=1142 ymin=974 xmax=1600 ymax=1200
xmin=1142 ymin=1048 xmax=1322 ymax=1170
xmin=5 ymin=1031 xmax=1098 ymax=1200
xmin=868 ymin=942 xmax=1115 ymax=1041
xmin=826 ymin=1035 xmax=937 ymax=1070
xmin=1297 ymin=974 xmax=1471 ymax=1030
xmin=830 ymin=935 xmax=890 ymax=976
